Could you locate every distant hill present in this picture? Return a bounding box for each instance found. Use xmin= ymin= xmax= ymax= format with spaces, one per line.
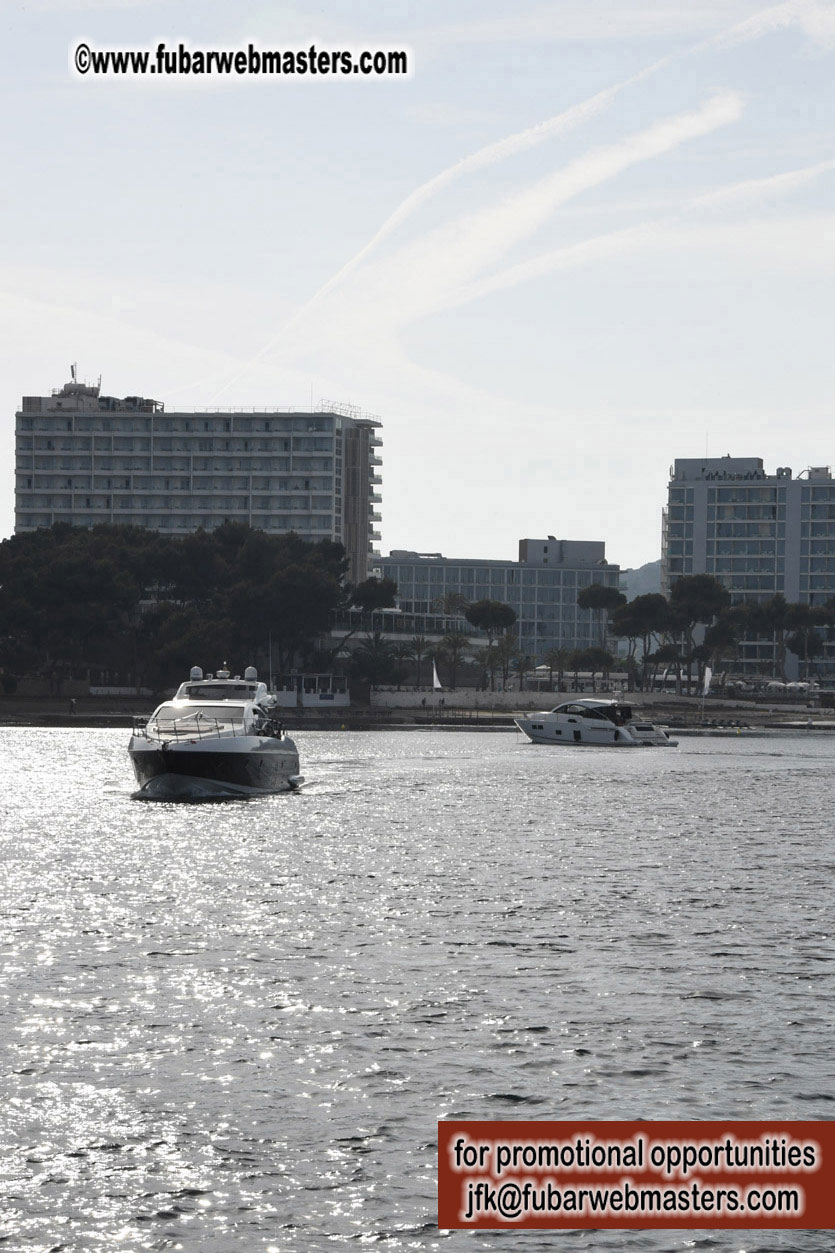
xmin=620 ymin=559 xmax=662 ymax=600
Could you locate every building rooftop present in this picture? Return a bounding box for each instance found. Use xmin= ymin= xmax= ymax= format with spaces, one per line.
xmin=671 ymin=456 xmax=832 ymax=483
xmin=385 ymin=539 xmax=611 ymax=569
xmin=20 ymin=376 xmax=381 ymax=425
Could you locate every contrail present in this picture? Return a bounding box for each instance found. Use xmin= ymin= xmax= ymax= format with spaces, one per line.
xmin=692 ymin=155 xmax=835 ymax=207
xmin=387 ymin=91 xmax=743 ymax=317
xmin=703 ymin=0 xmax=835 ymax=50
xmin=291 ymin=54 xmax=675 ymax=316
xmin=208 ymin=53 xmax=673 ymax=400
xmin=258 ymin=2 xmax=821 ymax=335
xmin=455 ymin=139 xmax=835 ymax=308
xmin=208 ymin=0 xmax=827 ymax=401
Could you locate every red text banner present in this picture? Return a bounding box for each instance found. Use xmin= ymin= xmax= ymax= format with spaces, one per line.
xmin=437 ymin=1121 xmax=835 ymax=1229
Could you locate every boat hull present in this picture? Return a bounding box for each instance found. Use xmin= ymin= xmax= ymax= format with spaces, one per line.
xmin=129 ymin=734 xmax=302 ymax=799
xmin=515 ymin=717 xmax=676 ymax=747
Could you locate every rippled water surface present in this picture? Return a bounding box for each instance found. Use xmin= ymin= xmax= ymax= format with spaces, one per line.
xmin=1 ymin=727 xmax=833 ymax=1252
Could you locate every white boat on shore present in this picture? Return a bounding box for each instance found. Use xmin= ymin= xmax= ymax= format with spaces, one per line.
xmin=515 ymin=698 xmax=677 ymax=747
xmin=129 ymin=666 xmax=304 ymax=799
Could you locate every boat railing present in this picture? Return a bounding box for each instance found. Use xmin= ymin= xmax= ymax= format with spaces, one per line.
xmin=133 ymin=712 xmax=247 ymax=742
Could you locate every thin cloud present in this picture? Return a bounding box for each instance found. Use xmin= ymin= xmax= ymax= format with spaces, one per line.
xmin=209 ymin=52 xmax=673 ymax=398
xmin=212 ymin=0 xmax=789 ymax=402
xmin=456 ymin=222 xmax=661 ymax=305
xmin=456 ymin=208 xmax=835 ymax=310
xmin=468 ymin=155 xmax=835 ymax=307
xmin=301 ymin=65 xmax=657 ymax=312
xmin=270 ymin=0 xmax=832 ymax=326
xmin=420 ymin=3 xmax=758 ymax=46
xmin=692 ymin=155 xmax=835 ymax=206
xmin=709 ymin=0 xmax=835 ymax=49
xmin=210 ymin=0 xmax=826 ymax=403
xmin=27 ymin=0 xmax=164 ymax=9
xmin=217 ymin=90 xmax=744 ymax=394
xmin=346 ymin=91 xmax=744 ymax=324
xmin=333 ymin=0 xmax=818 ymax=303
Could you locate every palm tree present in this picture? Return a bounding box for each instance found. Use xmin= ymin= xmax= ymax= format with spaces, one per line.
xmin=542 ymin=646 xmax=571 ymax=691
xmin=470 ymin=645 xmax=494 ymax=692
xmin=410 ymin=635 xmax=428 ymax=688
xmin=391 ymin=639 xmax=415 ymax=690
xmin=758 ymin=594 xmax=790 ymax=680
xmin=350 ymin=632 xmax=398 ymax=686
xmin=566 ymin=648 xmax=583 ymax=690
xmin=512 ymin=650 xmax=534 ymax=692
xmin=439 ymin=631 xmax=470 ymax=689
xmin=494 ymin=632 xmax=517 ymax=690
xmin=785 ymin=604 xmax=825 ymax=679
xmin=574 ymin=646 xmax=614 ymax=693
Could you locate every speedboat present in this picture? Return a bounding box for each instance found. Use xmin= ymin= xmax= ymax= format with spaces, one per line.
xmin=515 ymin=698 xmax=677 ymax=747
xmin=129 ymin=666 xmax=304 ymax=799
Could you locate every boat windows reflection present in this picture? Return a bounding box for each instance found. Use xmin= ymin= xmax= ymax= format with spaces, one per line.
xmin=152 ymin=703 xmax=247 ymax=738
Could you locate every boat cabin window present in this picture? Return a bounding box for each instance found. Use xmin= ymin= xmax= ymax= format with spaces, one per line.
xmin=183 ymin=683 xmax=257 ymax=699
xmin=596 ymin=705 xmax=632 ymax=725
xmin=564 ymin=703 xmax=606 ymax=718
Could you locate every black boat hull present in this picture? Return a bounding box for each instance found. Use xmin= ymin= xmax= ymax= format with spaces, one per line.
xmin=129 ymin=735 xmax=301 ymax=799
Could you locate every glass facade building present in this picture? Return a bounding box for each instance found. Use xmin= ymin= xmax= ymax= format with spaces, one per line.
xmin=379 ymin=539 xmax=620 ymax=660
xmin=662 ymin=457 xmax=835 ymax=678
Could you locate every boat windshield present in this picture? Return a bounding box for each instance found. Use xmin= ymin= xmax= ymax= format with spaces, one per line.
xmin=153 ymin=703 xmax=246 ymax=733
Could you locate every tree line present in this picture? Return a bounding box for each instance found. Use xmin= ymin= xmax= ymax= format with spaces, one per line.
xmin=349 ymin=576 xmax=835 ymax=693
xmin=3 ymin=526 xmax=829 ymax=695
xmin=0 ymin=523 xmax=395 ymax=692
xmin=347 ymin=596 xmax=620 ymax=691
xmin=609 ymin=576 xmax=835 ymax=690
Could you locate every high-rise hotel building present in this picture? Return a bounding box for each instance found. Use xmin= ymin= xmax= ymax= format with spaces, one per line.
xmin=15 ymin=377 xmax=383 ymax=581
xmin=662 ymin=456 xmax=835 ymax=676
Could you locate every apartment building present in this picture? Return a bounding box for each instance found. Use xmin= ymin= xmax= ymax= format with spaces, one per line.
xmin=15 ymin=377 xmax=382 ymax=581
xmin=662 ymin=455 xmax=835 ymax=676
xmin=380 ymin=538 xmax=621 ymax=660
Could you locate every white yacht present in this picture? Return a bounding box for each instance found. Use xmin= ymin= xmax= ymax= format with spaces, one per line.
xmin=129 ymin=666 xmax=304 ymax=799
xmin=515 ymin=698 xmax=677 ymax=747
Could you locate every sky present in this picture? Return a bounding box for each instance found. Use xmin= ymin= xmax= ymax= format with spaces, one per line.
xmin=3 ymin=0 xmax=835 ymax=569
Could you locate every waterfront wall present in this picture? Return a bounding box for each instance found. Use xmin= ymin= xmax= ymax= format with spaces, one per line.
xmin=370 ymin=689 xmax=618 ymax=711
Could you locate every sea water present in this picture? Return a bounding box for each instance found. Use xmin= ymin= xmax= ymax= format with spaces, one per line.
xmin=0 ymin=727 xmax=832 ymax=1251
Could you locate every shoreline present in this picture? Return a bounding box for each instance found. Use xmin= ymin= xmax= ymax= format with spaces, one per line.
xmin=2 ymin=708 xmax=833 ymax=733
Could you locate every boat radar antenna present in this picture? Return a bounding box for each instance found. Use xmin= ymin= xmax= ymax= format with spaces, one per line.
xmin=70 ymin=362 xmax=77 ymax=382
